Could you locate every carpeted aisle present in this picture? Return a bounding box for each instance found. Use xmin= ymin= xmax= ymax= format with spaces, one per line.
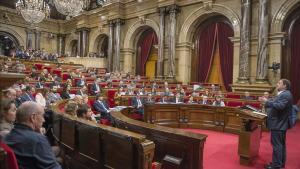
xmin=183 ymin=123 xmax=300 ymax=169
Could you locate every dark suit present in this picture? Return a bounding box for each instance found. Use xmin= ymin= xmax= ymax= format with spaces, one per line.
xmin=93 ymin=100 xmax=112 ymax=121
xmin=76 ymin=79 xmax=85 ymax=87
xmin=131 ymin=97 xmax=144 ymax=115
xmin=35 ymin=82 xmax=44 ymax=89
xmin=20 ymin=93 xmax=35 ymax=103
xmin=76 ymin=90 xmax=85 ymax=96
xmin=170 ymin=97 xmax=183 ymax=103
xmin=91 ymin=83 xmax=101 ymax=95
xmin=265 ymin=90 xmax=293 ymax=168
xmin=61 ymin=91 xmax=71 ymax=99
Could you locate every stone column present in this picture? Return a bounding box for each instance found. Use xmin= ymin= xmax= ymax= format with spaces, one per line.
xmin=108 ymin=21 xmax=114 ymax=72
xmin=76 ymin=28 xmax=90 ymax=57
xmin=167 ymin=5 xmax=179 ymax=79
xmin=25 ymin=29 xmax=34 ymax=50
xmin=114 ymin=19 xmax=124 ymax=72
xmin=123 ymin=48 xmax=134 ymax=73
xmin=57 ymin=34 xmax=66 ymax=56
xmin=34 ymin=31 xmax=41 ymax=50
xmin=77 ymin=30 xmax=82 ymax=57
xmin=82 ymin=28 xmax=90 ymax=57
xmin=157 ymin=7 xmax=166 ymax=79
xmin=256 ymin=0 xmax=269 ymax=83
xmin=238 ymin=0 xmax=251 ymax=83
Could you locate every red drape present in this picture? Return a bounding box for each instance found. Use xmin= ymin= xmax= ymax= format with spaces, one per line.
xmin=291 ymin=19 xmax=300 ymax=103
xmin=217 ymin=23 xmax=234 ymax=91
xmin=198 ymin=23 xmax=218 ymax=82
xmin=197 ymin=22 xmax=233 ymax=91
xmin=137 ymin=30 xmax=158 ymax=76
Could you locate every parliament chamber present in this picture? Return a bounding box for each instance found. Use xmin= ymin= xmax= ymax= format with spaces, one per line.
xmin=1 ymin=0 xmax=300 ymax=169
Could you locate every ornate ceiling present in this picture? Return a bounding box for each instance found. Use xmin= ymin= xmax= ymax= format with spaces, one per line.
xmin=0 ymin=0 xmax=103 ymax=20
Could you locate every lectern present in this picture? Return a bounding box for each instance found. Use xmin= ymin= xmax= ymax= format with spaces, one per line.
xmin=237 ymin=109 xmax=267 ymax=165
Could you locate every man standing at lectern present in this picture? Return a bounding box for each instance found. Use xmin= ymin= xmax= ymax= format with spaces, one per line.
xmin=259 ymin=79 xmax=293 ymax=169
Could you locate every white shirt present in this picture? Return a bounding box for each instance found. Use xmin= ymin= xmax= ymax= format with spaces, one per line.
xmin=35 ymin=93 xmax=46 ymax=108
xmin=277 ymin=90 xmax=284 ymax=96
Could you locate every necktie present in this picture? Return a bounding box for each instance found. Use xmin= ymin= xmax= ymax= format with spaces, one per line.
xmin=27 ymin=93 xmax=33 ymax=101
xmin=100 ymin=101 xmax=108 ymax=112
xmin=138 ymin=99 xmax=142 ymax=107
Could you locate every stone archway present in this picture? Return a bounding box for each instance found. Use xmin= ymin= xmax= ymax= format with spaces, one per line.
xmin=122 ymin=19 xmax=160 ymax=73
xmin=270 ymin=0 xmax=300 ymax=33
xmin=68 ymin=40 xmax=78 ymax=57
xmin=0 ymin=26 xmax=25 ymax=48
xmin=176 ymin=3 xmax=240 ymax=83
xmin=92 ymin=34 xmax=109 ymax=58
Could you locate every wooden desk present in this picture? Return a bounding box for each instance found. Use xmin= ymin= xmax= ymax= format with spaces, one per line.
xmin=111 ymin=108 xmax=207 ymax=169
xmin=143 ymin=103 xmax=266 ymax=165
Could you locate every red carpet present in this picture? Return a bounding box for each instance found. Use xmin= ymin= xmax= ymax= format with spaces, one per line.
xmin=183 ymin=123 xmax=300 ymax=169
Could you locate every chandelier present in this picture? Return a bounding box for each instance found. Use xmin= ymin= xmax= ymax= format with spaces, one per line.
xmin=53 ymin=0 xmax=89 ymax=19
xmin=16 ymin=0 xmax=50 ymax=24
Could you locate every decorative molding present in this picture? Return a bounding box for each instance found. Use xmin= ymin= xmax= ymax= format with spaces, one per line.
xmin=178 ymin=3 xmax=241 ymax=43
xmin=271 ymin=0 xmax=300 ymax=33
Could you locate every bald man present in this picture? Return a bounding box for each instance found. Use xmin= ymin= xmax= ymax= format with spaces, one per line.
xmin=4 ymin=101 xmax=61 ymax=169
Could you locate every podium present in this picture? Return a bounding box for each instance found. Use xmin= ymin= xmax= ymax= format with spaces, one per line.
xmin=237 ymin=109 xmax=267 ymax=165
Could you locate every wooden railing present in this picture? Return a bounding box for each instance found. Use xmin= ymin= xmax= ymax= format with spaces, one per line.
xmin=51 ymin=101 xmax=155 ymax=169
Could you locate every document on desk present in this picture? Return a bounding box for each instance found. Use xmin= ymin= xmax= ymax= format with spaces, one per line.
xmin=252 ymin=111 xmax=267 ymax=117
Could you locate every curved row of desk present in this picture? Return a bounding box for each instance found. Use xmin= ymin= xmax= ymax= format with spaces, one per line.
xmin=52 ymin=101 xmax=266 ymax=169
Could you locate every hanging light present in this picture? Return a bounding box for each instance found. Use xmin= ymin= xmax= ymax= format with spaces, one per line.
xmin=53 ymin=0 xmax=89 ymax=19
xmin=16 ymin=0 xmax=50 ymax=24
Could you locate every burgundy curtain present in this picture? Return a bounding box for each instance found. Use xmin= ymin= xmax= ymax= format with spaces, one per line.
xmin=198 ymin=23 xmax=218 ymax=82
xmin=137 ymin=30 xmax=158 ymax=75
xmin=291 ymin=19 xmax=300 ymax=103
xmin=217 ymin=23 xmax=234 ymax=91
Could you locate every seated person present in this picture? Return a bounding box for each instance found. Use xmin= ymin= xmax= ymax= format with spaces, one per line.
xmin=175 ymin=84 xmax=182 ymax=93
xmin=212 ymin=96 xmax=225 ymax=107
xmin=187 ymin=96 xmax=196 ymax=104
xmin=93 ymin=95 xmax=112 ymax=122
xmin=76 ymin=104 xmax=97 ymax=122
xmin=4 ymin=101 xmax=62 ymax=169
xmin=61 ymin=85 xmax=71 ymax=99
xmin=145 ymin=93 xmax=155 ymax=104
xmin=76 ymin=75 xmax=86 ymax=87
xmin=241 ymin=91 xmax=253 ymax=100
xmin=179 ymin=88 xmax=186 ymax=97
xmin=131 ymin=94 xmax=145 ymax=115
xmin=171 ymin=93 xmax=183 ymax=103
xmin=90 ymin=78 xmax=102 ymax=96
xmin=126 ymin=87 xmax=135 ymax=95
xmin=214 ymin=90 xmax=224 ymax=98
xmin=0 ymin=99 xmax=17 ymax=137
xmin=160 ymin=95 xmax=170 ymax=103
xmin=35 ymin=78 xmax=45 ymax=89
xmin=76 ymin=85 xmax=87 ymax=96
xmin=190 ymin=90 xmax=199 ymax=97
xmin=151 ymin=87 xmax=157 ymax=95
xmin=20 ymin=86 xmax=36 ymax=103
xmin=65 ymin=102 xmax=78 ymax=117
xmin=164 ymin=87 xmax=172 ymax=96
xmin=47 ymin=88 xmax=62 ymax=104
xmin=35 ymin=88 xmax=49 ymax=109
xmin=137 ymin=88 xmax=146 ymax=95
xmin=202 ymin=89 xmax=211 ymax=98
xmin=262 ymin=91 xmax=270 ymax=100
xmin=82 ymin=95 xmax=90 ymax=107
xmin=114 ymin=87 xmax=124 ymax=106
xmin=50 ymin=79 xmax=61 ymax=90
xmin=199 ymin=96 xmax=211 ymax=105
